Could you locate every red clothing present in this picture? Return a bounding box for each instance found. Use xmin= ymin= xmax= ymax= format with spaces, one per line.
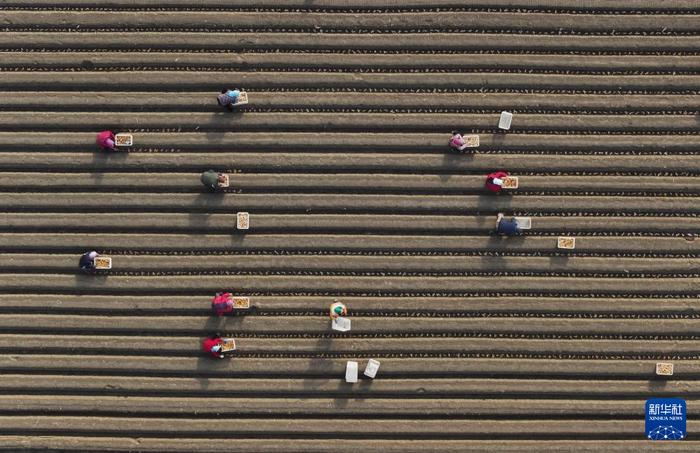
xmin=485 ymin=171 xmax=509 ymax=193
xmin=96 ymin=131 xmax=116 ymax=150
xmin=212 ymin=293 xmax=234 ymax=316
xmin=202 ymin=337 xmax=224 ymax=358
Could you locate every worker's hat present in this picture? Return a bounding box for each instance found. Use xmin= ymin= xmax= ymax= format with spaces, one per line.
xmin=334 ymin=305 xmax=344 ymax=315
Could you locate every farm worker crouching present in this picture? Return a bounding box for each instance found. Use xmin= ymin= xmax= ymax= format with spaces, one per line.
xmin=449 ymin=131 xmax=466 ymax=151
xmin=217 ymin=89 xmax=241 ymax=112
xmin=212 ymin=292 xmax=234 ymax=316
xmin=496 ymin=213 xmax=522 ymax=237
xmin=202 ymin=336 xmax=225 ymax=359
xmin=485 ymin=171 xmax=509 ymax=194
xmin=201 ymin=170 xmax=227 ymax=192
xmin=79 ymin=251 xmax=99 ymax=272
xmin=329 ymin=300 xmax=347 ymax=320
xmin=96 ymin=130 xmax=117 ymax=151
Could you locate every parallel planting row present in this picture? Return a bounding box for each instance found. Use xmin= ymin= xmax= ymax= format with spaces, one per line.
xmin=0 ymin=0 xmax=698 ymax=451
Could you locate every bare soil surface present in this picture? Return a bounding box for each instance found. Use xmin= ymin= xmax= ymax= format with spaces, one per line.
xmin=0 ymin=1 xmax=698 ymax=451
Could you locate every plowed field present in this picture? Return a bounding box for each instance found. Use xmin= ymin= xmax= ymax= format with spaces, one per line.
xmin=0 ymin=1 xmax=698 ymax=451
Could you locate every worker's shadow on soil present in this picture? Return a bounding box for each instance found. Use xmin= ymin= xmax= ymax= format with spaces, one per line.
xmin=302 ymin=330 xmax=351 ymax=408
xmin=204 ymin=111 xmax=244 ymax=144
xmin=648 ymin=379 xmax=670 ymax=393
xmin=440 ymin=151 xmax=474 ymax=183
xmin=90 ymin=149 xmax=129 ymax=185
xmin=188 ymin=192 xmax=226 ymax=228
xmin=485 ymin=232 xmax=527 ymax=253
xmin=476 ymin=192 xmax=511 ymax=216
xmin=547 ymin=254 xmax=570 ymax=269
xmin=491 ymin=131 xmax=508 ymax=146
xmin=475 ymin=214 xmax=502 ymax=265
xmin=73 ymin=273 xmax=109 ymax=294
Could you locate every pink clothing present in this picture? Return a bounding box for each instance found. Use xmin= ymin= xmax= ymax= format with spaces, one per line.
xmin=96 ymin=131 xmax=116 ymax=150
xmin=449 ymin=134 xmax=465 ymax=150
xmin=485 ymin=171 xmax=509 ymax=193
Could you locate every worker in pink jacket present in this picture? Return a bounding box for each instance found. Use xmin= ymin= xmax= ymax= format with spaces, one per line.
xmin=449 ymin=131 xmax=467 ymax=151
xmin=96 ymin=130 xmax=117 ymax=151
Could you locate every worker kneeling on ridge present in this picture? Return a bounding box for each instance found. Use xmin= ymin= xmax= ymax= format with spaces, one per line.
xmin=217 ymin=88 xmax=243 ymax=112
xmin=201 ymin=170 xmax=229 ymax=192
xmin=330 ymin=300 xmax=347 ymax=320
xmin=78 ymin=251 xmax=99 ymax=273
xmin=202 ymin=335 xmax=236 ymax=359
xmin=485 ymin=171 xmax=509 ymax=194
xmin=96 ymin=130 xmax=118 ymax=151
xmin=212 ymin=292 xmax=234 ymax=316
xmin=495 ymin=213 xmax=522 ymax=237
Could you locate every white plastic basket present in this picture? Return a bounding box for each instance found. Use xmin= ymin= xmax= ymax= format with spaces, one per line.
xmin=332 ymin=316 xmax=351 ymax=332
xmin=514 ymin=217 xmax=532 ymax=230
xmin=498 ymin=111 xmax=513 ymax=130
xmin=345 ymin=361 xmax=358 ymax=383
xmin=364 ymin=359 xmax=381 ymax=378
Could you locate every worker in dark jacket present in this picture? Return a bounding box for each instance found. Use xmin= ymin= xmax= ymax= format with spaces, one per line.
xmin=79 ymin=251 xmax=99 ymax=272
xmin=496 ymin=213 xmax=522 ymax=237
xmin=201 ymin=170 xmax=227 ymax=192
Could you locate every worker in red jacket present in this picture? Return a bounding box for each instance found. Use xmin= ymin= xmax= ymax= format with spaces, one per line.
xmin=212 ymin=293 xmax=234 ymax=316
xmin=485 ymin=171 xmax=509 ymax=194
xmin=202 ymin=336 xmax=225 ymax=359
xmin=96 ymin=130 xmax=117 ymax=151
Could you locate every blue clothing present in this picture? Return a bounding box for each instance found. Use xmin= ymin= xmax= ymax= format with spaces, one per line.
xmin=497 ymin=218 xmax=521 ymax=236
xmin=218 ymin=90 xmax=240 ymax=106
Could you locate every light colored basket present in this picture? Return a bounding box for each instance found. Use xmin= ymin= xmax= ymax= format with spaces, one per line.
xmin=345 ymin=361 xmax=358 ymax=383
xmin=499 ymin=111 xmax=513 ymax=130
xmin=221 ymin=338 xmax=237 ymax=352
xmin=93 ymin=256 xmax=112 ymax=269
xmin=656 ymin=362 xmax=674 ymax=376
xmin=364 ymin=359 xmax=381 ymax=378
xmin=557 ymin=237 xmax=576 ymax=249
xmin=332 ymin=317 xmax=351 ymax=332
xmin=514 ymin=217 xmax=531 ymax=230
xmin=237 ymin=212 xmax=250 ymax=230
xmin=502 ymin=176 xmax=519 ymax=189
xmin=114 ymin=133 xmax=133 ymax=146
xmin=232 ymin=297 xmax=250 ymax=309
xmin=235 ymin=91 xmax=249 ymax=105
